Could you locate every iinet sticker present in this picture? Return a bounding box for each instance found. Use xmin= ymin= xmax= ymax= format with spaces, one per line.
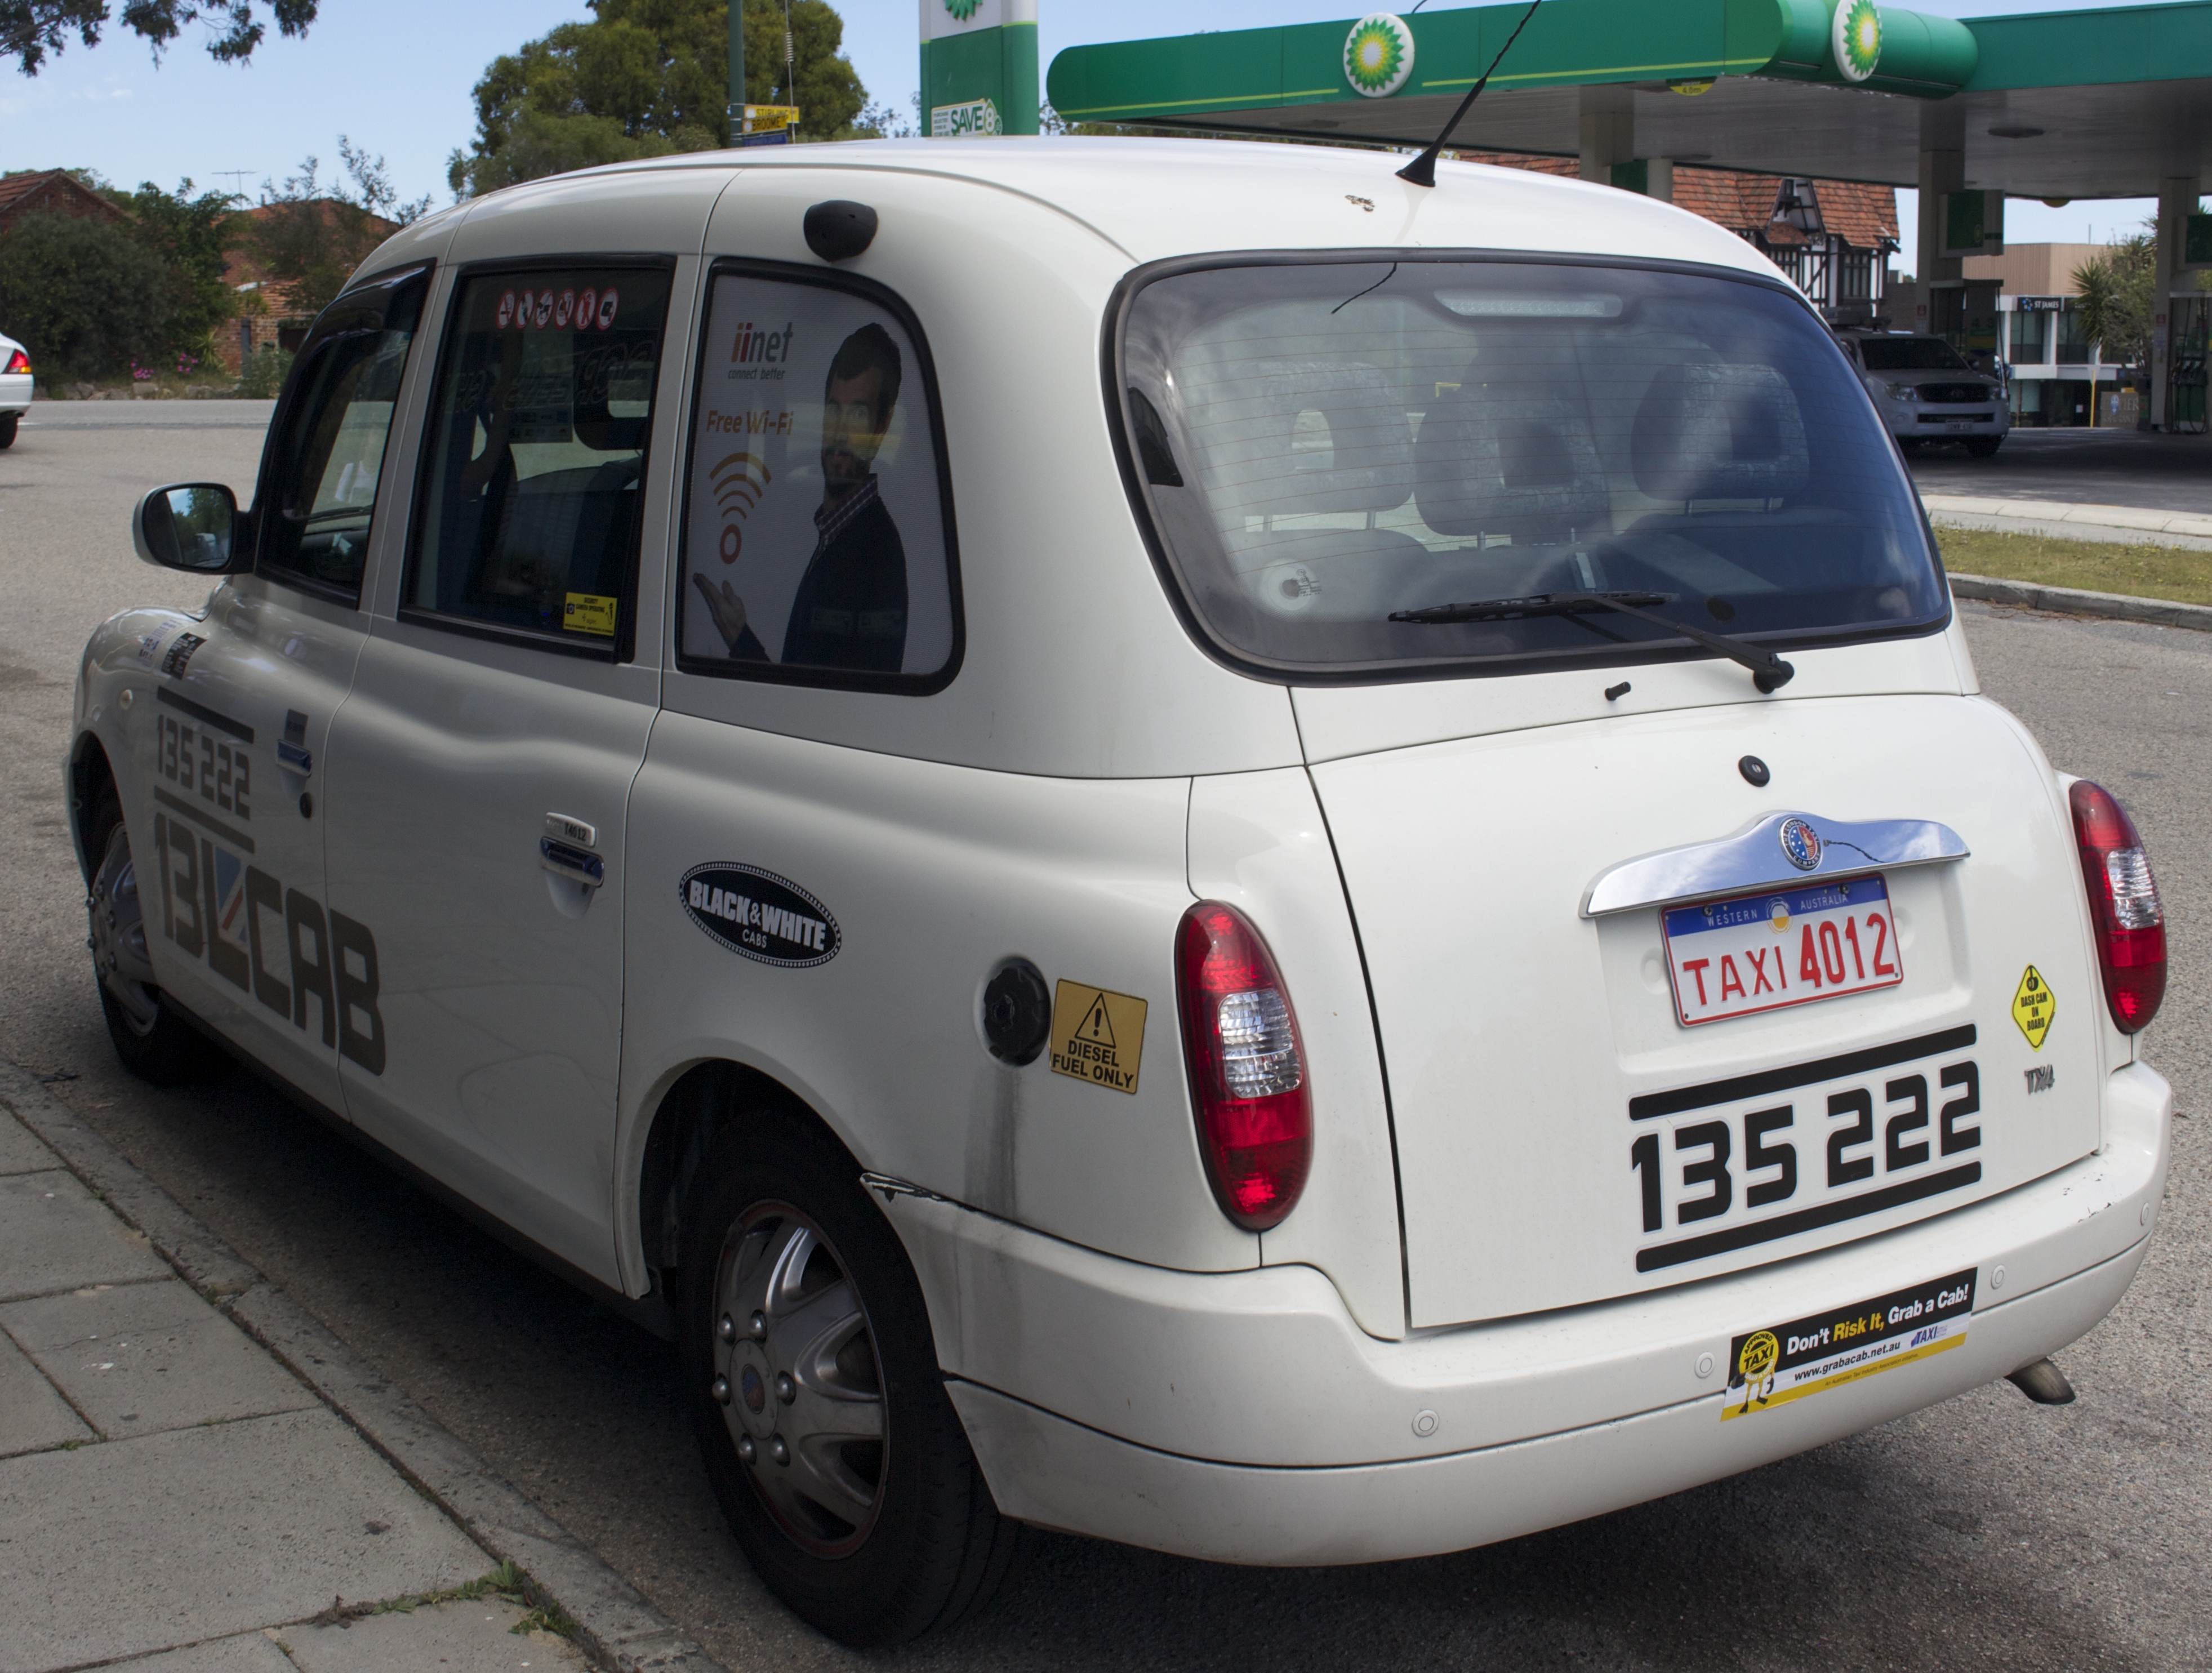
xmin=1049 ymin=981 xmax=1147 ymax=1096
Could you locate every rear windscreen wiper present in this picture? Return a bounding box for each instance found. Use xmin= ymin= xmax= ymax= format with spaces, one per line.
xmin=1389 ymin=590 xmax=1796 ymax=693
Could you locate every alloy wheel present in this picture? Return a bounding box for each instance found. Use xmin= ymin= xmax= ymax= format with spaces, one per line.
xmin=88 ymin=825 xmax=162 ymax=1038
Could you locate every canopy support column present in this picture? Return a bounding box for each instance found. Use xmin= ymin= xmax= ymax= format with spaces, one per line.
xmin=1578 ymin=86 xmax=1632 ymax=184
xmin=2151 ymin=174 xmax=2202 ymax=431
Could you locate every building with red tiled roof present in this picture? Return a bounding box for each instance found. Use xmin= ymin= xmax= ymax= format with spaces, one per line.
xmin=1450 ymin=152 xmax=1899 ymax=321
xmin=0 ymin=169 xmax=133 ymax=236
xmin=212 ymin=200 xmax=399 ymax=377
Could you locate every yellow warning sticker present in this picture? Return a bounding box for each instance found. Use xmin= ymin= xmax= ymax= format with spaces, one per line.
xmin=564 ymin=592 xmax=618 ymax=636
xmin=2012 ymin=964 xmax=2055 ymax=1051
xmin=1049 ymin=981 xmax=1147 ymax=1096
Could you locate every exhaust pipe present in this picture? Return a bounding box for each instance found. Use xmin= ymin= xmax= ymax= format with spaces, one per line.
xmin=2006 ymin=1358 xmax=2076 ymax=1405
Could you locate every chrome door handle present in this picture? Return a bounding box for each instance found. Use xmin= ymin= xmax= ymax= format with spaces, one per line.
xmin=540 ymin=838 xmax=605 ymax=888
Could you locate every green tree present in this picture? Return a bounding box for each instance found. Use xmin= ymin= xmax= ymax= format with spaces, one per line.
xmin=108 ymin=179 xmax=242 ymax=361
xmin=5 ymin=1 xmax=314 ymax=74
xmin=0 ymin=211 xmax=170 ymax=379
xmin=449 ymin=0 xmax=867 ymax=199
xmin=244 ymin=138 xmax=429 ymax=322
xmin=2072 ymin=233 xmax=2156 ymax=384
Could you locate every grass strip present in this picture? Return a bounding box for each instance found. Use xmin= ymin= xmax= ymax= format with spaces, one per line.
xmin=1935 ymin=526 xmax=2212 ymax=608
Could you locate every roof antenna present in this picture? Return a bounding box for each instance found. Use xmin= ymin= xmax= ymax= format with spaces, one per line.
xmin=1396 ymin=0 xmax=1547 ymax=188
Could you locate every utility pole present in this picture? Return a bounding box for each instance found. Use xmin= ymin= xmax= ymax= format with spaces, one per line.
xmin=727 ymin=0 xmax=745 ymax=146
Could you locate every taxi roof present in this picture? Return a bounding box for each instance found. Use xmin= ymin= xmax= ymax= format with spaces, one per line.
xmin=425 ymin=137 xmax=1788 ymax=287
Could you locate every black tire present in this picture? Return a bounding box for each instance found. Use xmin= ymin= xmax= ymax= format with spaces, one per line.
xmin=0 ymin=412 xmax=17 ymax=449
xmin=1964 ymin=436 xmax=2003 ymax=457
xmin=84 ymin=785 xmax=225 ymax=1085
xmin=679 ymin=1106 xmax=1023 ymax=1645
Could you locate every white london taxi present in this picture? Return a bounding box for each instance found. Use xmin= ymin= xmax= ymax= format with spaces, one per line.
xmin=70 ymin=139 xmax=2170 ymax=1645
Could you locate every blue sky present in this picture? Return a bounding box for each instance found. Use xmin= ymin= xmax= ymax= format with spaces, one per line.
xmin=0 ymin=0 xmax=2173 ymax=268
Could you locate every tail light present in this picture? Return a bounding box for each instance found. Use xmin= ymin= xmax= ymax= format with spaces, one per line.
xmin=3 ymin=349 xmax=27 ymax=374
xmin=1176 ymin=902 xmax=1312 ymax=1230
xmin=2069 ymin=781 xmax=2165 ymax=1033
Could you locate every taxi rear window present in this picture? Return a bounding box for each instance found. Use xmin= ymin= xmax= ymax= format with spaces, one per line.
xmin=1114 ymin=257 xmax=1946 ymax=681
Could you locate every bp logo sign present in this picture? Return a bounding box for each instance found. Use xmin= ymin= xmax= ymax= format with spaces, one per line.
xmin=942 ymin=0 xmax=982 ymax=18
xmin=1832 ymin=0 xmax=1881 ymax=83
xmin=1344 ymin=13 xmax=1416 ymax=98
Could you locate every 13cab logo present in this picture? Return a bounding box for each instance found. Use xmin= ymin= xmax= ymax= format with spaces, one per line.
xmin=681 ymin=863 xmax=839 ymax=969
xmin=151 ymin=809 xmax=385 ymax=1074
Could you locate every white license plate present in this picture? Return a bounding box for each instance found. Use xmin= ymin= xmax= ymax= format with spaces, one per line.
xmin=1663 ymin=875 xmax=1901 ymax=1027
xmin=1627 ymin=1026 xmax=1983 ymax=1275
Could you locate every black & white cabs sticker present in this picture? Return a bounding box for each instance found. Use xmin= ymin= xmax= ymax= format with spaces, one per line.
xmin=680 ymin=863 xmax=839 ymax=968
xmin=1724 ymin=1268 xmax=1976 ymax=1421
xmin=1048 ymin=981 xmax=1147 ymax=1095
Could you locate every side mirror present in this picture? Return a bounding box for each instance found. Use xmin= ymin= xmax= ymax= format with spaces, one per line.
xmin=134 ymin=483 xmax=246 ymax=573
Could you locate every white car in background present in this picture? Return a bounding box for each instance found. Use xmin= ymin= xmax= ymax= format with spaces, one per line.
xmin=70 ymin=142 xmax=2167 ymax=1645
xmin=1837 ymin=327 xmax=2010 ymax=456
xmin=0 ymin=330 xmax=30 ymax=447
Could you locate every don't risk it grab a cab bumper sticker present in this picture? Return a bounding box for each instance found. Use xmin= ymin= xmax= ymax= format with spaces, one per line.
xmin=681 ymin=863 xmax=839 ymax=968
xmin=1724 ymin=1269 xmax=1975 ymax=1421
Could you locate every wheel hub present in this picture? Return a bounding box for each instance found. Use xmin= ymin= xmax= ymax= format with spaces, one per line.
xmin=88 ymin=825 xmax=162 ymax=1037
xmin=711 ymin=1202 xmax=887 ymax=1557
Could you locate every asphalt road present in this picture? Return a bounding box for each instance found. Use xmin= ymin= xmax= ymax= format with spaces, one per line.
xmin=5 ymin=404 xmax=2210 ymax=1672
xmin=1908 ymin=427 xmax=2212 ymax=515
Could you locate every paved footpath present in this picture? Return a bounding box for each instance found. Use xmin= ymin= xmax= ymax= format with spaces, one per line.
xmin=0 ymin=1065 xmax=639 ymax=1673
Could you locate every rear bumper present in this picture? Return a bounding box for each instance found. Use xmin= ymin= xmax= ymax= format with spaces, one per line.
xmin=0 ymin=375 xmax=30 ymax=413
xmin=890 ymin=1062 xmax=2168 ymax=1565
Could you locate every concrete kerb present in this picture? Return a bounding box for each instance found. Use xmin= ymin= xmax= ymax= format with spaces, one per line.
xmin=1921 ymin=493 xmax=2212 ymax=553
xmin=1948 ymin=575 xmax=2212 ymax=633
xmin=0 ymin=1062 xmax=726 ymax=1673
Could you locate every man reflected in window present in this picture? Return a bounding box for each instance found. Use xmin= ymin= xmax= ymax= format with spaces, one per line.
xmin=693 ymin=323 xmax=909 ymax=673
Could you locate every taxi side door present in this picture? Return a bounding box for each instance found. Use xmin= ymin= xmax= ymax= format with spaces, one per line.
xmin=137 ymin=263 xmax=436 ymax=1113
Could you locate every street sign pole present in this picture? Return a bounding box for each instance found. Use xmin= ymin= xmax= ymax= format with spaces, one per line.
xmin=920 ymin=0 xmax=1039 ymax=139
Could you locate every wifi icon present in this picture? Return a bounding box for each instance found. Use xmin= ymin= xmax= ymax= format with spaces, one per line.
xmin=709 ymin=450 xmax=772 ymax=563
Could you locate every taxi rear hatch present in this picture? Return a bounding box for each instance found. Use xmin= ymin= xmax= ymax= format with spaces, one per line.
xmin=1307 ymin=692 xmax=2107 ymax=1328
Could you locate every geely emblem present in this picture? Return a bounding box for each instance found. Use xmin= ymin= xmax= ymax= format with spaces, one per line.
xmin=1779 ymin=817 xmax=1823 ymax=871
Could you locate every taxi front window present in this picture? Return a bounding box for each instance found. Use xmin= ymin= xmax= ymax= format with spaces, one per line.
xmin=1116 ymin=258 xmax=1945 ymax=679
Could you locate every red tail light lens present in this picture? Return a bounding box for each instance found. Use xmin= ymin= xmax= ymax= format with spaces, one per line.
xmin=3 ymin=349 xmax=28 ymax=375
xmin=1176 ymin=902 xmax=1312 ymax=1231
xmin=2069 ymin=780 xmax=2165 ymax=1033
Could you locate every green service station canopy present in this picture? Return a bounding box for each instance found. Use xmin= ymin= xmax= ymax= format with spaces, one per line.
xmin=1043 ymin=0 xmax=2212 ymax=427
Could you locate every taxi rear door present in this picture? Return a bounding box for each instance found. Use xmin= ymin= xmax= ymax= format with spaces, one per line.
xmin=322 ymin=185 xmax=713 ymax=1285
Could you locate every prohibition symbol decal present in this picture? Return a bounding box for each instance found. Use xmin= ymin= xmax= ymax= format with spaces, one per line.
xmin=1833 ymin=0 xmax=1881 ymax=83
xmin=1344 ymin=14 xmax=1415 ymax=99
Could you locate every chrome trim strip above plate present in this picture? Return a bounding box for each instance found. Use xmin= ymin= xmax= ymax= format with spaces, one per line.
xmin=1581 ymin=813 xmax=1969 ymax=919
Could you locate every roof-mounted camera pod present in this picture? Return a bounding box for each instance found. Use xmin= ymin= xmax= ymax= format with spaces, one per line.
xmin=804 ymin=201 xmax=879 ymax=264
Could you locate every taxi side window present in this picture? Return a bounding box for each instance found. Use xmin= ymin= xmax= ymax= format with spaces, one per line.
xmin=404 ymin=265 xmax=673 ymax=658
xmin=258 ymin=266 xmax=429 ymax=603
xmin=676 ymin=264 xmax=960 ymax=691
